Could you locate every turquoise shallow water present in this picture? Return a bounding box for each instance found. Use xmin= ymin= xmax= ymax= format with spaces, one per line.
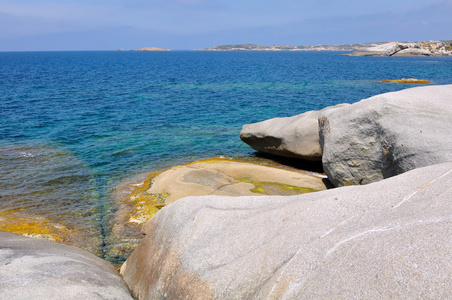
xmin=1 ymin=51 xmax=451 ymax=263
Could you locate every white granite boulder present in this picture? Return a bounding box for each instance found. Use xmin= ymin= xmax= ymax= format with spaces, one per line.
xmin=120 ymin=162 xmax=452 ymax=299
xmin=0 ymin=231 xmax=133 ymax=300
xmin=240 ymin=104 xmax=348 ymax=161
xmin=319 ymin=84 xmax=452 ymax=186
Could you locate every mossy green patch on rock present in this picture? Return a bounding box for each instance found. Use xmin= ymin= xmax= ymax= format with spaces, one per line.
xmin=236 ymin=177 xmax=318 ymax=195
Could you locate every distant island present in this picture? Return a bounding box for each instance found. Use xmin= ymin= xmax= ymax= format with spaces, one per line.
xmin=195 ymin=40 xmax=452 ymax=56
xmin=136 ymin=47 xmax=171 ymax=51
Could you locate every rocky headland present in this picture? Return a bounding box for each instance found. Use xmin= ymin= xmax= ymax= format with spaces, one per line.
xmin=1 ymin=85 xmax=452 ymax=299
xmin=350 ymin=41 xmax=452 ymax=56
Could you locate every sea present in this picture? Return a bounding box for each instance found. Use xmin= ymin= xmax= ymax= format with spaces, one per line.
xmin=1 ymin=50 xmax=451 ymax=264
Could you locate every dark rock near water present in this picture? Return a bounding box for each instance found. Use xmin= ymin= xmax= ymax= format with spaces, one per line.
xmin=120 ymin=162 xmax=452 ymax=299
xmin=0 ymin=231 xmax=133 ymax=300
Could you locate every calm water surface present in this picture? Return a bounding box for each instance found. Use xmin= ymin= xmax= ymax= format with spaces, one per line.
xmin=1 ymin=51 xmax=451 ymax=263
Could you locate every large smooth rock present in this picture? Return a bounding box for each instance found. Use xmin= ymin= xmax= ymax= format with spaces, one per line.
xmin=319 ymin=84 xmax=452 ymax=186
xmin=240 ymin=104 xmax=348 ymax=161
xmin=120 ymin=163 xmax=452 ymax=299
xmin=0 ymin=231 xmax=133 ymax=300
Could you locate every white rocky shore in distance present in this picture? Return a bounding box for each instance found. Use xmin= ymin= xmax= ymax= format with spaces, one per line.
xmin=195 ymin=40 xmax=452 ymax=54
xmin=350 ymin=40 xmax=452 ymax=56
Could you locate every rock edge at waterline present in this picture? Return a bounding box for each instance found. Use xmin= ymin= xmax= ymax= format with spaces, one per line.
xmin=0 ymin=231 xmax=133 ymax=300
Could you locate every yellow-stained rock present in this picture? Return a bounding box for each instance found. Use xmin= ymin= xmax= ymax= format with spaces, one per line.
xmin=381 ymin=78 xmax=431 ymax=84
xmin=0 ymin=209 xmax=84 ymax=246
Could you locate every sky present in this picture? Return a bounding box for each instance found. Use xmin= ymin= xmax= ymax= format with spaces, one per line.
xmin=0 ymin=0 xmax=451 ymax=51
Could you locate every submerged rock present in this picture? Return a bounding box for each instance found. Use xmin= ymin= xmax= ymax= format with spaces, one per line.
xmin=0 ymin=231 xmax=133 ymax=300
xmin=319 ymin=84 xmax=452 ymax=186
xmin=240 ymin=104 xmax=349 ymax=161
xmin=120 ymin=162 xmax=452 ymax=299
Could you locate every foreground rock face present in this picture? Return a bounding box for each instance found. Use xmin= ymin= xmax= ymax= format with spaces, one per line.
xmin=121 ymin=163 xmax=452 ymax=299
xmin=350 ymin=41 xmax=452 ymax=56
xmin=319 ymin=84 xmax=452 ymax=186
xmin=0 ymin=231 xmax=133 ymax=300
xmin=240 ymin=104 xmax=349 ymax=161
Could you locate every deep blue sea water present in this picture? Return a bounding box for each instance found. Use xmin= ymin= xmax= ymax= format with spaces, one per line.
xmin=1 ymin=50 xmax=451 ymax=262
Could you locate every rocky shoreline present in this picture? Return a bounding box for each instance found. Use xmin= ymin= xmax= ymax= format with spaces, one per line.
xmin=1 ymin=85 xmax=452 ymax=298
xmin=195 ymin=40 xmax=452 ymax=55
xmin=349 ymin=41 xmax=452 ymax=56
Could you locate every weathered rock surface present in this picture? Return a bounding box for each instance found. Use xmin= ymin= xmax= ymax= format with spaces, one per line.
xmin=240 ymin=104 xmax=349 ymax=161
xmin=350 ymin=40 xmax=452 ymax=56
xmin=0 ymin=231 xmax=133 ymax=300
xmin=319 ymin=84 xmax=452 ymax=186
xmin=120 ymin=162 xmax=452 ymax=299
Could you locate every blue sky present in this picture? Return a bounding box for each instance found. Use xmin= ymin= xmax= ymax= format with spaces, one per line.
xmin=0 ymin=0 xmax=451 ymax=51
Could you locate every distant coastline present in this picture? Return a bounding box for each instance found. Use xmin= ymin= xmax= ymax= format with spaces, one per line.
xmin=194 ymin=43 xmax=382 ymax=51
xmin=119 ymin=40 xmax=452 ymax=56
xmin=193 ymin=40 xmax=452 ymax=56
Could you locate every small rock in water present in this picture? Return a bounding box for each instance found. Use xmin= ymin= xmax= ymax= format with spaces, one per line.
xmin=381 ymin=78 xmax=431 ymax=84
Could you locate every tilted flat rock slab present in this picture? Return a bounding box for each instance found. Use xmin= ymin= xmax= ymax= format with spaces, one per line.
xmin=319 ymin=84 xmax=452 ymax=186
xmin=108 ymin=158 xmax=327 ymax=264
xmin=147 ymin=159 xmax=327 ymax=204
xmin=120 ymin=163 xmax=452 ymax=299
xmin=240 ymin=104 xmax=348 ymax=161
xmin=0 ymin=231 xmax=133 ymax=300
